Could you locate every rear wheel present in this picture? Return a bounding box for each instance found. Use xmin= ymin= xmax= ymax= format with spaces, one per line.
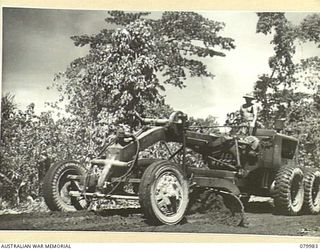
xmin=273 ymin=165 xmax=304 ymax=215
xmin=43 ymin=160 xmax=88 ymax=211
xmin=303 ymin=169 xmax=320 ymax=214
xmin=139 ymin=160 xmax=189 ymax=225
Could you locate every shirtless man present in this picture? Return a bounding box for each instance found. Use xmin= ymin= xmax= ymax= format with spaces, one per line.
xmin=239 ymin=93 xmax=258 ymax=135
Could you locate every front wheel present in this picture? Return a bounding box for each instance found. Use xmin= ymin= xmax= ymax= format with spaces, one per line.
xmin=139 ymin=160 xmax=189 ymax=225
xmin=303 ymin=169 xmax=320 ymax=214
xmin=273 ymin=165 xmax=304 ymax=215
xmin=43 ymin=160 xmax=88 ymax=211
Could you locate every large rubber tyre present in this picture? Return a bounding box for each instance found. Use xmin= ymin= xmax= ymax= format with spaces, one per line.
xmin=43 ymin=160 xmax=88 ymax=211
xmin=303 ymin=169 xmax=320 ymax=214
xmin=273 ymin=165 xmax=304 ymax=215
xmin=139 ymin=160 xmax=189 ymax=225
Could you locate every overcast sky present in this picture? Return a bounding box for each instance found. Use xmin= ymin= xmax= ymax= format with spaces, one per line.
xmin=2 ymin=8 xmax=319 ymax=123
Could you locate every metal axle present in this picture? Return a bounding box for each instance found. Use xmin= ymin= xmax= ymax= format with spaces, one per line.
xmin=69 ymin=191 xmax=139 ymax=200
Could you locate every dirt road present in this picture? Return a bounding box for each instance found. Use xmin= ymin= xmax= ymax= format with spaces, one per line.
xmin=0 ymin=201 xmax=319 ymax=236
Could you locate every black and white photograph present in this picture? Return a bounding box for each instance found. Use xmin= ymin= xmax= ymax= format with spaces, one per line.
xmin=1 ymin=6 xmax=320 ymax=237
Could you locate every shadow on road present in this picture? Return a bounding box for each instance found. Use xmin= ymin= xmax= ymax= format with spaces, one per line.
xmin=95 ymin=208 xmax=142 ymax=217
xmin=244 ymin=201 xmax=274 ymax=214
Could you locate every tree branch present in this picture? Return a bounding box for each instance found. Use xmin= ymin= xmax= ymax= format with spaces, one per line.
xmin=0 ymin=172 xmax=15 ymax=187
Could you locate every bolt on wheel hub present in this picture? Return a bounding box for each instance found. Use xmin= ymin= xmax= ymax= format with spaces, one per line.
xmin=154 ymin=172 xmax=183 ymax=216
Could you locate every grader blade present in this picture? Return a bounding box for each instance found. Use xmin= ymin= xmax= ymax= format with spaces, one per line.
xmin=188 ymin=188 xmax=245 ymax=227
xmin=219 ymin=191 xmax=245 ymax=226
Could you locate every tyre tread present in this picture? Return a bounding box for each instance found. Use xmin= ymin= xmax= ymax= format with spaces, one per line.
xmin=303 ymin=168 xmax=320 ymax=214
xmin=43 ymin=160 xmax=86 ymax=212
xmin=139 ymin=160 xmax=188 ymax=225
xmin=273 ymin=165 xmax=304 ymax=215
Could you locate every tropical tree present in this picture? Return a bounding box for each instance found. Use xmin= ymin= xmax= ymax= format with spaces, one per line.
xmin=254 ymin=12 xmax=320 ymax=168
xmin=51 ymin=11 xmax=235 ymax=128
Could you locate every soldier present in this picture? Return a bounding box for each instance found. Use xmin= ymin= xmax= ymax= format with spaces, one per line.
xmin=239 ymin=93 xmax=259 ymax=135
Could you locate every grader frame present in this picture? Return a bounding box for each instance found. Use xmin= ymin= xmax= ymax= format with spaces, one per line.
xmin=43 ymin=111 xmax=320 ymax=225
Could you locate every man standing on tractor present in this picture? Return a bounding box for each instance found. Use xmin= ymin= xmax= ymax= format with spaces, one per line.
xmin=239 ymin=93 xmax=259 ymax=135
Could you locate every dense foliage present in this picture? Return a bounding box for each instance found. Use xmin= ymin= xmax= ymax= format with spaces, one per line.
xmin=254 ymin=12 xmax=320 ymax=168
xmin=52 ymin=11 xmax=235 ymax=126
xmin=0 ymin=95 xmax=92 ymax=205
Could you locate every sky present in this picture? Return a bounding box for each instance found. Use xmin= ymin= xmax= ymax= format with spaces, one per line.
xmin=2 ymin=8 xmax=319 ymax=123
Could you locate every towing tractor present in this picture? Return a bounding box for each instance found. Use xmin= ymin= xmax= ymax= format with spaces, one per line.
xmin=43 ymin=111 xmax=320 ymax=225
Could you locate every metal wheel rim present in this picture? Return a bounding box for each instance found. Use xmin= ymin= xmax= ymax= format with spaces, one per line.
xmin=57 ymin=169 xmax=75 ymax=207
xmin=153 ymin=171 xmax=184 ymax=217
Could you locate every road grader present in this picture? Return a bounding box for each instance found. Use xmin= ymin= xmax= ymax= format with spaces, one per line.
xmin=43 ymin=111 xmax=320 ymax=226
